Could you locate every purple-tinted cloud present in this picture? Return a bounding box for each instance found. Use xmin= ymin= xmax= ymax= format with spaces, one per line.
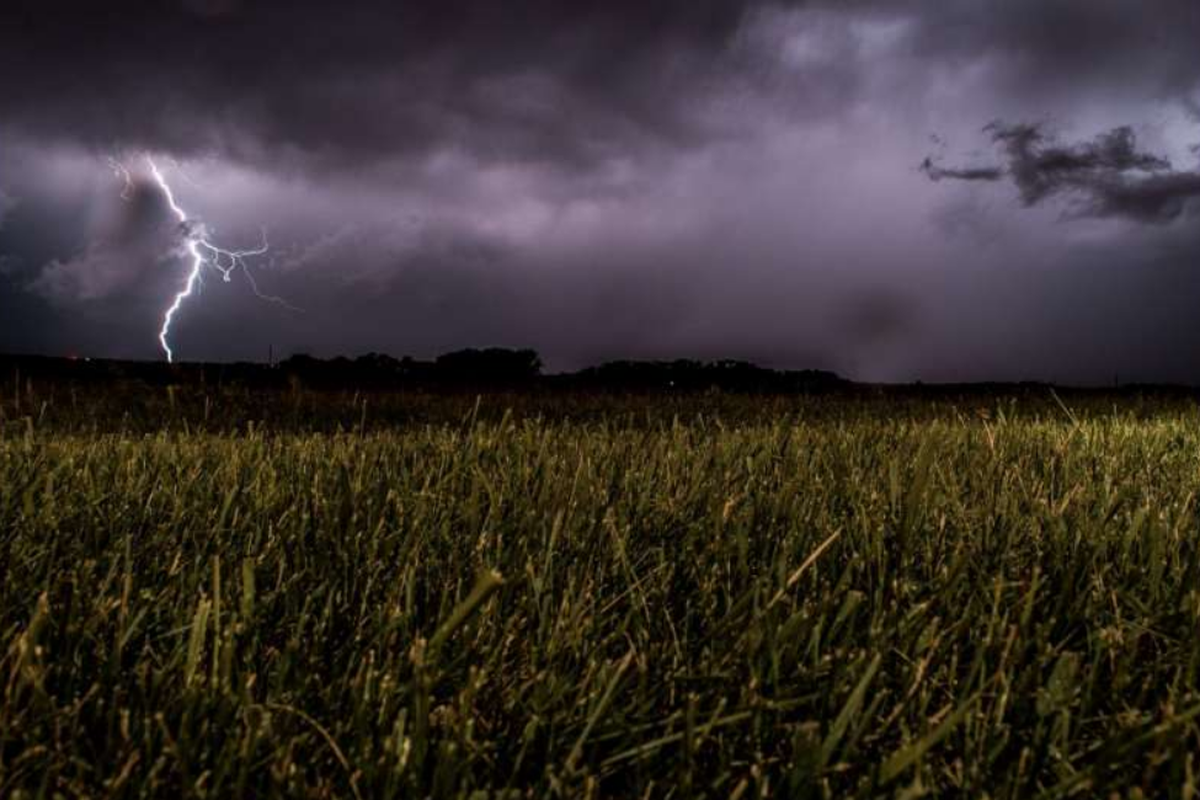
xmin=3 ymin=0 xmax=1200 ymax=382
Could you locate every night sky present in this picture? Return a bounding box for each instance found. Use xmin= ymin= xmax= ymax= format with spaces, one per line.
xmin=2 ymin=1 xmax=1200 ymax=383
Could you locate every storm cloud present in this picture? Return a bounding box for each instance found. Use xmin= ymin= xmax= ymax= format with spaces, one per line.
xmin=924 ymin=123 xmax=1200 ymax=223
xmin=2 ymin=0 xmax=1200 ymax=382
xmin=0 ymin=0 xmax=764 ymax=168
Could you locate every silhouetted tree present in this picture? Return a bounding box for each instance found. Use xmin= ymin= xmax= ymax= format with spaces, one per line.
xmin=435 ymin=348 xmax=542 ymax=384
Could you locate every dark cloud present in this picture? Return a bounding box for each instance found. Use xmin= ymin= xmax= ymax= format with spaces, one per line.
xmin=2 ymin=0 xmax=1198 ymax=173
xmin=920 ymin=160 xmax=1003 ymax=183
xmin=925 ymin=123 xmax=1200 ymax=224
xmin=0 ymin=0 xmax=767 ymax=172
xmin=4 ymin=1 xmax=1200 ymax=382
xmin=902 ymin=0 xmax=1200 ymax=100
xmin=991 ymin=124 xmax=1172 ymax=202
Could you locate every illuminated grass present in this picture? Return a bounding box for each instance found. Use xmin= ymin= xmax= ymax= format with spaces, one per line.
xmin=2 ymin=395 xmax=1200 ymax=796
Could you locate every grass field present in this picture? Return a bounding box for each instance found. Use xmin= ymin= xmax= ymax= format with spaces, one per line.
xmin=4 ymin=385 xmax=1200 ymax=797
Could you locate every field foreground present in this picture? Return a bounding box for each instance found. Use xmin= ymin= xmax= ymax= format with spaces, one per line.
xmin=3 ymin=393 xmax=1200 ymax=797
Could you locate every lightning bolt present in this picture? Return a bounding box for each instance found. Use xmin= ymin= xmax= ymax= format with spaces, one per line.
xmin=121 ymin=155 xmax=298 ymax=363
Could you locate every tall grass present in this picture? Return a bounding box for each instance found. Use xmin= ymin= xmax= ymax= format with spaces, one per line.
xmin=3 ymin=396 xmax=1200 ymax=796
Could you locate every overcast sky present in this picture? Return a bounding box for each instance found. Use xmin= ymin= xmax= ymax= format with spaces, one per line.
xmin=2 ymin=0 xmax=1199 ymax=382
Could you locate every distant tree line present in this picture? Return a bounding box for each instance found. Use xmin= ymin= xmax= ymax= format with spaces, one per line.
xmin=278 ymin=348 xmax=544 ymax=389
xmin=0 ymin=348 xmax=854 ymax=394
xmin=7 ymin=350 xmax=1200 ymax=401
xmin=568 ymin=359 xmax=847 ymax=393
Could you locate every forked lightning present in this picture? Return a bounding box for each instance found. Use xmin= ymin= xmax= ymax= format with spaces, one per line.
xmin=111 ymin=156 xmax=295 ymax=363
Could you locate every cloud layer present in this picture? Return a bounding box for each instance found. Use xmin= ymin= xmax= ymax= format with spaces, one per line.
xmin=2 ymin=0 xmax=1200 ymax=381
